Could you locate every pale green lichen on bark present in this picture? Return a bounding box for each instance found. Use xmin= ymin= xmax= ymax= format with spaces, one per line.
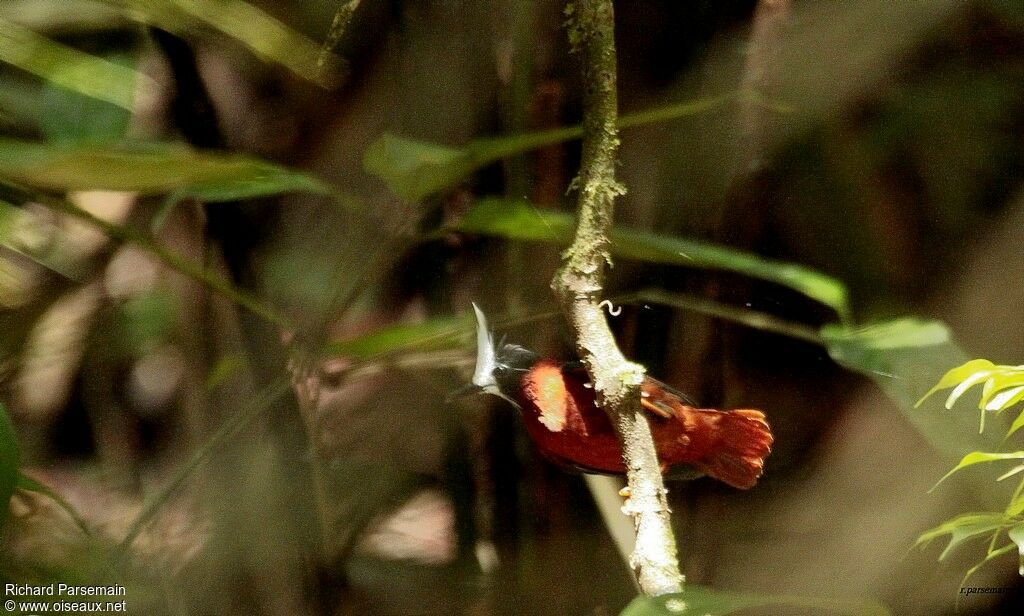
xmin=551 ymin=0 xmax=684 ymax=598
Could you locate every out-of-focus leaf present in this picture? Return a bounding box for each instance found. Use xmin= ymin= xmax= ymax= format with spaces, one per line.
xmin=822 ymin=319 xmax=951 ymax=383
xmin=16 ymin=472 xmax=91 ymax=536
xmin=827 ymin=336 xmax=1003 ymax=472
xmin=106 ymin=0 xmax=333 ymax=85
xmin=822 ymin=319 xmax=949 ymax=352
xmin=1009 ymin=523 xmax=1024 ymax=576
xmin=325 ymin=315 xmax=471 ymax=360
xmin=363 ymin=134 xmax=471 ymax=203
xmin=365 ymin=95 xmax=732 ymax=202
xmin=205 ymin=353 xmax=248 ymax=390
xmin=0 ymin=16 xmax=149 ymax=109
xmin=115 ymin=290 xmax=177 ymax=357
xmin=0 ymin=139 xmax=337 ymax=197
xmin=451 ymin=199 xmax=851 ymax=319
xmin=620 ymin=585 xmax=890 ymax=616
xmin=38 ymin=51 xmax=136 ymax=144
xmin=154 ymin=172 xmax=338 ymax=231
xmin=0 ymin=402 xmax=19 ymax=529
xmin=931 ymin=451 xmax=1024 ymax=491
xmin=915 ymin=513 xmax=1006 ymax=561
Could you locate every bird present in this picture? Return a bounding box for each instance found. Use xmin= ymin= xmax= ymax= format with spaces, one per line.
xmin=467 ymin=303 xmax=773 ymax=489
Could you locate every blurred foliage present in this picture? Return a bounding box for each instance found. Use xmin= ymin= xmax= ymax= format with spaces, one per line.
xmin=446 ymin=198 xmax=850 ymax=319
xmin=916 ymin=360 xmax=1024 ymax=589
xmin=364 ymin=94 xmax=732 ymax=202
xmin=0 ymin=16 xmax=145 ymax=109
xmin=0 ymin=0 xmax=1021 ymax=614
xmin=620 ymin=585 xmax=891 ymax=616
xmin=0 ymin=403 xmax=17 ymax=529
xmin=0 ymin=139 xmax=336 ymax=201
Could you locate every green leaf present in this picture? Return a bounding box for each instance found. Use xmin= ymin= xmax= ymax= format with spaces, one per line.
xmin=821 ymin=319 xmax=949 ymax=351
xmin=324 ymin=314 xmax=471 ymax=360
xmin=915 ymin=512 xmax=1007 ymax=561
xmin=958 ymin=542 xmax=1018 ymax=592
xmin=914 ymin=359 xmax=995 ymax=408
xmin=154 ymin=172 xmax=338 ymax=231
xmin=108 ymin=0 xmax=332 ymax=85
xmin=915 ymin=513 xmax=1006 ymax=546
xmin=931 ymin=452 xmax=1024 ymax=491
xmin=451 ymin=199 xmax=851 ymax=319
xmin=821 ymin=319 xmax=950 ymax=378
xmin=980 ymin=369 xmax=1024 ymax=410
xmin=619 ymin=585 xmax=890 ymax=616
xmin=1007 ymin=411 xmax=1024 ymax=440
xmin=1006 ymin=491 xmax=1024 ymax=517
xmin=997 ymin=464 xmax=1024 ymax=482
xmin=38 ymin=51 xmax=136 ymax=144
xmin=364 ymin=94 xmax=732 ymax=202
xmin=0 ymin=402 xmax=18 ymax=529
xmin=0 ymin=16 xmax=150 ymax=109
xmin=363 ymin=134 xmax=471 ymax=203
xmin=1008 ymin=523 xmax=1024 ymax=576
xmin=0 ymin=139 xmax=337 ymax=198
xmin=16 ymin=472 xmax=91 ymax=536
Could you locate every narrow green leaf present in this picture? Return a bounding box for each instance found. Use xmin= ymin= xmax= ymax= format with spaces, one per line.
xmin=1009 ymin=523 xmax=1024 ymax=576
xmin=363 ymin=134 xmax=470 ymax=203
xmin=0 ymin=402 xmax=18 ymax=529
xmin=365 ymin=95 xmax=733 ymax=202
xmin=154 ymin=173 xmax=336 ymax=231
xmin=915 ymin=512 xmax=1007 ymax=547
xmin=0 ymin=16 xmax=151 ymax=109
xmin=16 ymin=472 xmax=91 ymax=536
xmin=914 ymin=359 xmax=995 ymax=408
xmin=620 ymin=585 xmax=890 ymax=616
xmin=931 ymin=452 xmax=1024 ymax=491
xmin=958 ymin=542 xmax=1018 ymax=593
xmin=1005 ymin=492 xmax=1024 ymax=517
xmin=38 ymin=51 xmax=135 ymax=144
xmin=821 ymin=319 xmax=949 ymax=351
xmin=938 ymin=522 xmax=1004 ymax=561
xmin=1007 ymin=411 xmax=1024 ymax=440
xmin=946 ymin=370 xmax=995 ymax=410
xmin=451 ymin=199 xmax=851 ymax=318
xmin=324 ymin=315 xmax=471 ymax=360
xmin=980 ymin=369 xmax=1024 ymax=409
xmin=997 ymin=464 xmax=1024 ymax=482
xmin=987 ymin=385 xmax=1024 ymax=413
xmin=108 ymin=0 xmax=332 ymax=85
xmin=0 ymin=139 xmax=336 ymax=197
xmin=821 ymin=319 xmax=951 ymax=380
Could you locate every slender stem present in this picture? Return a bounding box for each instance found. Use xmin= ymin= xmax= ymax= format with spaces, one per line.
xmin=551 ymin=0 xmax=683 ymax=596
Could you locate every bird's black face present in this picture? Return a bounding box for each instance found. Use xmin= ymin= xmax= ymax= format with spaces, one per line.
xmin=492 ymin=343 xmax=540 ymax=397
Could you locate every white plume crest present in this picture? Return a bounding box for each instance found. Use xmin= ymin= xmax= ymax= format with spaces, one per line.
xmin=471 ymin=303 xmax=498 ymax=390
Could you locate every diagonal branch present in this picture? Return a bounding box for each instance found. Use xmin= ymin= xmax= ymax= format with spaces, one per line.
xmin=551 ymin=0 xmax=683 ymax=597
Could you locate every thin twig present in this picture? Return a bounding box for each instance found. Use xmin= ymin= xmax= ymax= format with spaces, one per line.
xmin=551 ymin=0 xmax=683 ymax=596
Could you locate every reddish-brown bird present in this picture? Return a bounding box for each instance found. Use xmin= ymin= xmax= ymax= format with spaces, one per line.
xmin=470 ymin=304 xmax=773 ymax=489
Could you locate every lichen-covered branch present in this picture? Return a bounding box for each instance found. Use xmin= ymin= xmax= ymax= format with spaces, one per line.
xmin=551 ymin=0 xmax=684 ymax=597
